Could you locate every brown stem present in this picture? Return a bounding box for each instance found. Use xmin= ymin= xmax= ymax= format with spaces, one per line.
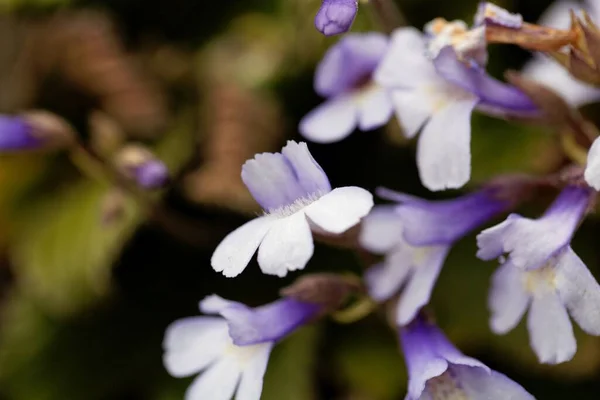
xmin=367 ymin=0 xmax=406 ymax=34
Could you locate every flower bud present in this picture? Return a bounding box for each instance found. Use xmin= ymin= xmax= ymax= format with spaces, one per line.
xmin=0 ymin=111 xmax=75 ymax=152
xmin=315 ymin=0 xmax=358 ymax=36
xmin=114 ymin=144 xmax=169 ymax=189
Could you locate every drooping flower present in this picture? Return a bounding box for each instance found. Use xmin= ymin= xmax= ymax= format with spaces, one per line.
xmin=299 ymin=33 xmax=393 ymax=143
xmin=163 ymin=295 xmax=321 ymax=400
xmin=521 ymin=0 xmax=600 ymax=106
xmin=211 ymin=140 xmax=373 ymax=278
xmin=375 ymin=27 xmax=538 ymax=191
xmin=360 ymin=188 xmax=508 ymax=324
xmin=315 ymin=0 xmax=358 ymax=36
xmin=400 ymin=316 xmax=535 ymax=400
xmin=477 ymin=185 xmax=600 ymax=364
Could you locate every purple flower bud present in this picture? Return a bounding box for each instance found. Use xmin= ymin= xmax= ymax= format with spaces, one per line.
xmin=132 ymin=160 xmax=169 ymax=189
xmin=315 ymin=0 xmax=358 ymax=36
xmin=0 ymin=116 xmax=44 ymax=150
xmin=115 ymin=144 xmax=170 ymax=190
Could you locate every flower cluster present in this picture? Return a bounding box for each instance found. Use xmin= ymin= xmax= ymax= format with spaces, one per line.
xmin=158 ymin=1 xmax=600 ymax=399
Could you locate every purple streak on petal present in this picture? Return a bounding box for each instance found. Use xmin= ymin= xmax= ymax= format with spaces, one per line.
xmin=0 ymin=116 xmax=41 ymax=150
xmin=281 ymin=141 xmax=331 ymax=195
xmin=219 ymin=297 xmax=321 ymax=346
xmin=315 ymin=33 xmax=388 ymax=97
xmin=315 ymin=0 xmax=358 ymax=37
xmin=132 ymin=160 xmax=169 ymax=189
xmin=425 ymin=321 xmax=488 ymax=371
xmin=474 ymin=2 xmax=523 ymax=28
xmin=433 ymin=46 xmax=539 ymax=117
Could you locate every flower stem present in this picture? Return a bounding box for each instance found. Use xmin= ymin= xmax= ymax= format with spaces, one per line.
xmin=366 ymin=0 xmax=406 ymax=34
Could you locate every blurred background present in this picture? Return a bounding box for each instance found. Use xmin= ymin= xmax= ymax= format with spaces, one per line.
xmin=0 ymin=0 xmax=598 ymax=398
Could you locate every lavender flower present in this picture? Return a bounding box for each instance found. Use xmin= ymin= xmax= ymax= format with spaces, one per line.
xmin=521 ymin=0 xmax=600 ymax=106
xmin=131 ymin=160 xmax=169 ymax=189
xmin=477 ymin=186 xmax=600 ymax=364
xmin=400 ymin=317 xmax=535 ymax=400
xmin=314 ymin=0 xmax=358 ymax=36
xmin=360 ymin=188 xmax=507 ymax=324
xmin=163 ymin=295 xmax=320 ymax=400
xmin=211 ymin=141 xmax=373 ymax=278
xmin=375 ymin=27 xmax=538 ymax=191
xmin=0 ymin=116 xmax=44 ymax=150
xmin=299 ymin=33 xmax=393 ymax=143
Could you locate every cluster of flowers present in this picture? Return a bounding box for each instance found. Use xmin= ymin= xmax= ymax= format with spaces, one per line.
xmin=162 ymin=1 xmax=600 ymax=399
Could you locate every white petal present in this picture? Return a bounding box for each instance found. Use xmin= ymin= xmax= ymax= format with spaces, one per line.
xmin=163 ymin=317 xmax=230 ymax=377
xmin=359 ymin=205 xmax=404 ymax=254
xmin=235 ymin=342 xmax=274 ymax=400
xmin=356 ymin=85 xmax=394 ymax=131
xmin=304 ymin=186 xmax=374 ymax=235
xmin=527 ymin=290 xmax=576 ymax=364
xmin=185 ymin=356 xmax=243 ymax=400
xmin=389 ymin=90 xmax=432 ymax=139
xmin=211 ymin=216 xmax=276 ymax=278
xmin=199 ymin=295 xmax=239 ymax=314
xmin=476 ymin=217 xmax=515 ymax=260
xmin=416 ymin=97 xmax=477 ymax=191
xmin=585 ymin=137 xmax=600 ymax=190
xmin=299 ymin=96 xmax=358 ymax=144
xmin=365 ymin=249 xmax=412 ymax=301
xmin=556 ymin=247 xmax=600 ymax=335
xmin=453 ymin=365 xmax=535 ymax=400
xmin=538 ymin=0 xmax=581 ymax=28
xmin=488 ymin=262 xmax=530 ymax=334
xmin=257 ymin=212 xmax=314 ymax=277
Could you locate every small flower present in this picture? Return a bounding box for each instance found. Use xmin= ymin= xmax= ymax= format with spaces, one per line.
xmin=299 ymin=33 xmax=393 ymax=143
xmin=314 ymin=0 xmax=358 ymax=36
xmin=0 ymin=112 xmax=76 ymax=151
xmin=400 ymin=316 xmax=535 ymax=400
xmin=477 ymin=186 xmax=600 ymax=364
xmin=0 ymin=116 xmax=42 ymax=150
xmin=375 ymin=27 xmax=537 ymax=191
xmin=211 ymin=141 xmax=373 ymax=278
xmin=163 ymin=295 xmax=321 ymax=400
xmin=521 ymin=0 xmax=600 ymax=106
xmin=114 ymin=144 xmax=169 ymax=189
xmin=360 ymin=188 xmax=507 ymax=324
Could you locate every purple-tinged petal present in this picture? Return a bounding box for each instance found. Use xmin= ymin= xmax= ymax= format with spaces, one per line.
xmin=299 ymin=96 xmax=358 ymax=143
xmin=585 ymin=136 xmax=600 ymax=190
xmin=304 ymin=186 xmax=373 ymax=234
xmin=132 ymin=160 xmax=169 ymax=189
xmin=314 ymin=0 xmax=358 ymax=37
xmin=0 ymin=116 xmax=42 ymax=150
xmin=211 ymin=216 xmax=276 ymax=278
xmin=489 ymin=261 xmax=531 ymax=334
xmin=257 ymin=211 xmax=314 ymax=277
xmin=425 ymin=322 xmax=488 ymax=370
xmin=474 ymin=2 xmax=523 ymax=28
xmin=527 ymin=288 xmax=576 ymax=364
xmin=315 ymin=33 xmax=388 ymax=97
xmin=359 ymin=205 xmax=404 ymax=254
xmin=416 ymin=96 xmax=477 ymax=191
xmin=476 ymin=215 xmax=518 ymax=260
xmin=556 ymin=247 xmax=600 ymax=335
xmin=433 ymin=46 xmax=539 ymax=117
xmin=281 ymin=141 xmax=331 ymax=195
xmin=235 ymin=342 xmax=275 ymax=400
xmin=218 ymin=298 xmax=321 ymax=346
xmin=365 ymin=247 xmax=413 ymax=301
xmin=357 ymin=85 xmax=394 ymax=131
xmin=185 ymin=355 xmax=243 ymax=400
xmin=452 ymin=365 xmax=535 ymax=400
xmin=396 ymin=245 xmax=450 ymax=325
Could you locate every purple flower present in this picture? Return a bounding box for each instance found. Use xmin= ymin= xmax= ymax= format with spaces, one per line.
xmin=211 ymin=141 xmax=374 ymax=278
xmin=374 ymin=27 xmax=538 ymax=191
xmin=0 ymin=116 xmax=44 ymax=150
xmin=299 ymin=33 xmax=393 ymax=143
xmin=474 ymin=2 xmax=523 ymax=28
xmin=477 ymin=186 xmax=600 ymax=364
xmin=131 ymin=160 xmax=169 ymax=189
xmin=360 ymin=188 xmax=507 ymax=324
xmin=314 ymin=0 xmax=358 ymax=36
xmin=400 ymin=317 xmax=535 ymax=400
xmin=163 ymin=295 xmax=320 ymax=400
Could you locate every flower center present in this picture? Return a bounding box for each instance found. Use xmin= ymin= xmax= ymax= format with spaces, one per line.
xmin=524 ymin=262 xmax=557 ymax=295
xmin=427 ymin=370 xmax=469 ymax=400
xmin=267 ymin=191 xmax=326 ymax=218
xmin=224 ymin=341 xmax=269 ymax=365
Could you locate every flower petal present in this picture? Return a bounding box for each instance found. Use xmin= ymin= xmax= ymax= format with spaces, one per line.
xmin=281 ymin=141 xmax=331 ymax=195
xmin=365 ymin=248 xmax=413 ymax=301
xmin=185 ymin=356 xmax=243 ymax=400
xmin=489 ymin=262 xmax=530 ymax=334
xmin=235 ymin=342 xmax=275 ymax=400
xmin=299 ymin=96 xmax=358 ymax=144
xmin=416 ymin=97 xmax=477 ymax=191
xmin=199 ymin=294 xmax=242 ymax=314
xmin=585 ymin=137 xmax=600 ymax=190
xmin=211 ymin=216 xmax=276 ymax=278
xmin=453 ymin=365 xmax=535 ymax=400
xmin=356 ymin=85 xmax=394 ymax=131
xmin=556 ymin=247 xmax=600 ymax=335
xmin=359 ymin=205 xmax=404 ymax=254
xmin=527 ymin=290 xmax=576 ymax=364
xmin=163 ymin=317 xmax=230 ymax=378
xmin=389 ymin=90 xmax=432 ymax=139
xmin=257 ymin=212 xmax=314 ymax=277
xmin=476 ymin=216 xmax=516 ymax=260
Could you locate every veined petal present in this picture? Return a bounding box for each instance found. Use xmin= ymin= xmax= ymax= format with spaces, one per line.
xmin=281 ymin=141 xmax=331 ymax=195
xmin=389 ymin=90 xmax=432 ymax=139
xmin=304 ymin=186 xmax=374 ymax=234
xmin=235 ymin=342 xmax=274 ymax=400
xmin=453 ymin=365 xmax=535 ymax=400
xmin=299 ymin=96 xmax=358 ymax=144
xmin=527 ymin=290 xmax=576 ymax=364
xmin=356 ymin=85 xmax=394 ymax=131
xmin=489 ymin=262 xmax=531 ymax=334
xmin=585 ymin=137 xmax=600 ymax=190
xmin=365 ymin=248 xmax=413 ymax=301
xmin=257 ymin=212 xmax=314 ymax=277
xmin=556 ymin=247 xmax=600 ymax=335
xmin=185 ymin=356 xmax=243 ymax=400
xmin=359 ymin=205 xmax=404 ymax=254
xmin=416 ymin=97 xmax=477 ymax=191
xmin=211 ymin=216 xmax=276 ymax=278
xmin=163 ymin=317 xmax=230 ymax=378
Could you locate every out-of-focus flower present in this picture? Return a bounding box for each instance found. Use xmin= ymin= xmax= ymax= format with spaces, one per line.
xmin=375 ymin=27 xmax=537 ymax=191
xmin=163 ymin=295 xmax=320 ymax=400
xmin=360 ymin=188 xmax=507 ymax=324
xmin=477 ymin=186 xmax=600 ymax=364
xmin=400 ymin=317 xmax=535 ymax=400
xmin=585 ymin=137 xmax=600 ymax=189
xmin=299 ymin=33 xmax=392 ymax=143
xmin=315 ymin=0 xmax=358 ymax=36
xmin=0 ymin=112 xmax=76 ymax=151
xmin=425 ymin=18 xmax=489 ymax=65
xmin=114 ymin=144 xmax=170 ymax=189
xmin=0 ymin=116 xmax=44 ymax=150
xmin=211 ymin=141 xmax=373 ymax=278
xmin=522 ymin=0 xmax=600 ymax=106
xmin=475 ymin=2 xmax=523 ymax=28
